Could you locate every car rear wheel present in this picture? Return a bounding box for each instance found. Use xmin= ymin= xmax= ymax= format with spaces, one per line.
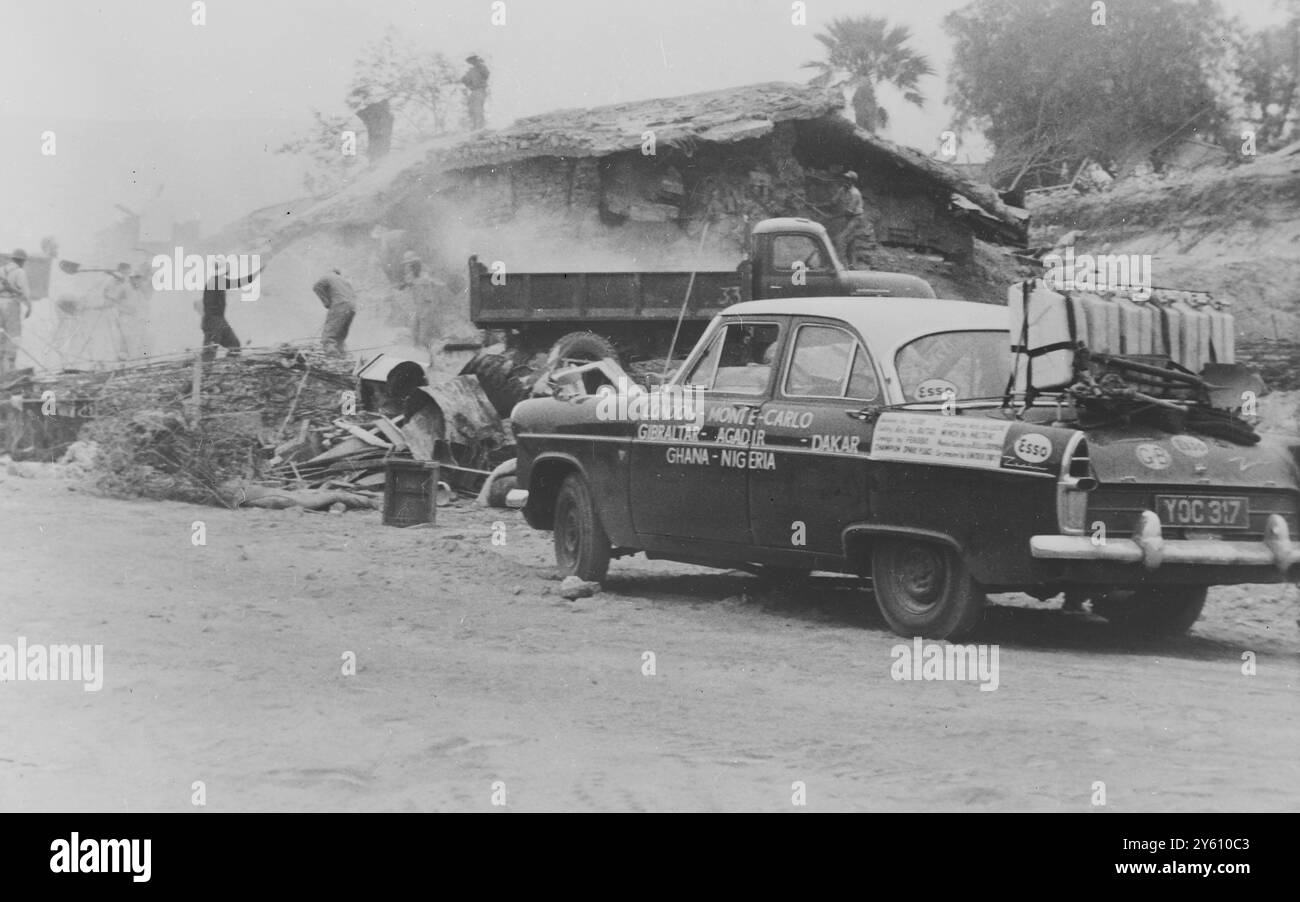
xmin=871 ymin=539 xmax=985 ymax=640
xmin=1092 ymin=586 xmax=1208 ymax=638
xmin=553 ymin=474 xmax=611 ymax=582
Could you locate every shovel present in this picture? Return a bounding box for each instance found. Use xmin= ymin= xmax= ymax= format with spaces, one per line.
xmin=58 ymin=260 xmax=118 ymax=275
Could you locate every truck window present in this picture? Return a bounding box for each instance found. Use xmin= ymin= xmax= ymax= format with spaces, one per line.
xmin=683 ymin=322 xmax=781 ymax=394
xmin=784 ymin=323 xmax=880 ymax=400
xmin=771 ymin=235 xmax=827 ymax=272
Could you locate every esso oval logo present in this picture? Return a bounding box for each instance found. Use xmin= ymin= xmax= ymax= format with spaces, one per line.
xmin=914 ymin=378 xmax=958 ymax=402
xmin=1136 ymin=443 xmax=1172 ymax=470
xmin=1013 ymin=432 xmax=1052 ymax=464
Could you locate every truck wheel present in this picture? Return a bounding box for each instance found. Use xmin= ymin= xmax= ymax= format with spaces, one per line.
xmin=871 ymin=539 xmax=985 ymax=640
xmin=461 ymin=352 xmax=531 ymax=419
xmin=553 ymin=473 xmax=611 ymax=582
xmin=1092 ymin=586 xmax=1208 ymax=639
xmin=548 ymin=332 xmax=620 ymax=368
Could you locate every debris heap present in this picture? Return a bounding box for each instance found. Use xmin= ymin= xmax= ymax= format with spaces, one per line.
xmin=2 ymin=343 xmax=517 ymax=510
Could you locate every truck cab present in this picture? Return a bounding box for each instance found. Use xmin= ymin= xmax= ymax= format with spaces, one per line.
xmin=744 ymin=218 xmax=935 ymax=301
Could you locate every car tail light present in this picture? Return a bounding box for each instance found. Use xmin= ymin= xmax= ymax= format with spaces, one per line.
xmin=1057 ymin=433 xmax=1096 ymax=535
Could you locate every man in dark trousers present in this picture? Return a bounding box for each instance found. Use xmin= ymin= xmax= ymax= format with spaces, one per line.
xmin=201 ymin=257 xmax=263 ymax=361
xmin=313 ymin=268 xmax=357 ymax=354
xmin=461 ymin=54 xmax=490 ymax=130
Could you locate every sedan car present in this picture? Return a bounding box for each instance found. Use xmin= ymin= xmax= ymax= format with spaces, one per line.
xmin=511 ymin=297 xmax=1300 ymax=640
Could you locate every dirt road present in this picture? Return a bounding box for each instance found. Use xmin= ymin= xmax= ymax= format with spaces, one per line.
xmin=2 ymin=464 xmax=1297 ymax=812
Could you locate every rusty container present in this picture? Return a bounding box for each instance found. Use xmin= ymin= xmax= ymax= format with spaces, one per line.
xmin=382 ymin=459 xmax=440 ymax=527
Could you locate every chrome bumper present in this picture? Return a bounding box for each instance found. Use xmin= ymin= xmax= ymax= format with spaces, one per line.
xmin=1030 ymin=512 xmax=1300 ymax=574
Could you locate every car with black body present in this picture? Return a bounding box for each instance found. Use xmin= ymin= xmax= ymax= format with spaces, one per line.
xmin=511 ymin=296 xmax=1300 ymax=640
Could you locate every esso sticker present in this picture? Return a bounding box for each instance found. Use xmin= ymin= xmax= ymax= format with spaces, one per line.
xmin=914 ymin=379 xmax=958 ymax=402
xmin=1136 ymin=443 xmax=1172 ymax=470
xmin=1171 ymin=435 xmax=1208 ymax=458
xmin=1013 ymin=433 xmax=1052 ymax=464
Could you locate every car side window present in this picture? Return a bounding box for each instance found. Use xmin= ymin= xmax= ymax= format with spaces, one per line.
xmin=846 ymin=344 xmax=880 ymax=400
xmin=784 ymin=323 xmax=880 ymax=401
xmin=771 ymin=235 xmax=826 ymax=272
xmin=684 ymin=322 xmax=781 ymax=394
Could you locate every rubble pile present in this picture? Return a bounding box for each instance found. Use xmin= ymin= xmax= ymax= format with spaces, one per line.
xmin=55 ymin=344 xmax=359 ymax=504
xmin=2 ymin=343 xmax=518 ymax=511
xmin=1237 ymin=339 xmax=1300 ymax=392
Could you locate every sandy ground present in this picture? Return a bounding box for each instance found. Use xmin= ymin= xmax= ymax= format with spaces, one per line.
xmin=1 ymin=463 xmax=1298 ymax=812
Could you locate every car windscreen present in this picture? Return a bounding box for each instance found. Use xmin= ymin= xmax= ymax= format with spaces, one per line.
xmin=894 ymin=330 xmax=1009 ymax=403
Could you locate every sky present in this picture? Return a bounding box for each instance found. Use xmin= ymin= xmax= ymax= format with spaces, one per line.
xmin=2 ymin=0 xmax=1292 ymax=250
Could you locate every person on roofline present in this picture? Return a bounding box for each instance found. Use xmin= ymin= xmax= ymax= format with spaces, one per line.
xmin=461 ymin=54 xmax=490 ymax=131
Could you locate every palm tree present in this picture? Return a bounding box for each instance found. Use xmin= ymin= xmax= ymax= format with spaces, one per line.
xmin=803 ymin=16 xmax=935 ymax=132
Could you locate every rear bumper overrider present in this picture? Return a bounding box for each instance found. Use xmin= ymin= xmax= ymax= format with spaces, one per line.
xmin=1030 ymin=511 xmax=1300 ymax=575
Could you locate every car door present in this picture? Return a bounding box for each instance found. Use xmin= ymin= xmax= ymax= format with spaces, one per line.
xmin=749 ymin=319 xmax=882 ymax=555
xmin=630 ymin=318 xmax=784 ymax=543
xmin=760 ymin=233 xmax=839 ymax=299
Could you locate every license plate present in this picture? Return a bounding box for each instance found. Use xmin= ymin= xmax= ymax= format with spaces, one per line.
xmin=1154 ymin=495 xmax=1249 ymax=529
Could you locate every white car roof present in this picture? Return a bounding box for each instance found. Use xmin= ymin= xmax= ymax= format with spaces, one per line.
xmin=720 ymin=296 xmax=1009 ymax=357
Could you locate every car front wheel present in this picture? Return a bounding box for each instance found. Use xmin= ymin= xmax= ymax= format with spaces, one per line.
xmin=1092 ymin=586 xmax=1208 ymax=638
xmin=871 ymin=539 xmax=985 ymax=640
xmin=553 ymin=473 xmax=611 ymax=582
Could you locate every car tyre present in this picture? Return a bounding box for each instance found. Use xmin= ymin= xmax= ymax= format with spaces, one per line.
xmin=461 ymin=351 xmax=532 ymax=419
xmin=1092 ymin=586 xmax=1207 ymax=639
xmin=871 ymin=539 xmax=985 ymax=640
xmin=548 ymin=331 xmax=620 ymax=368
xmin=553 ymin=473 xmax=611 ymax=582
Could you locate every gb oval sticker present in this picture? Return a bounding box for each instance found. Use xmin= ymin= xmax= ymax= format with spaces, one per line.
xmin=914 ymin=378 xmax=958 ymax=402
xmin=1135 ymin=443 xmax=1171 ymax=470
xmin=1170 ymin=435 xmax=1208 ymax=458
xmin=1013 ymin=432 xmax=1052 ymax=464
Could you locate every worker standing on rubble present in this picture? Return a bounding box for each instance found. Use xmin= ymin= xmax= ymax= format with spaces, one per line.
xmin=130 ymin=268 xmax=152 ymax=358
xmin=398 ymin=250 xmax=440 ymax=353
xmin=201 ymin=257 xmax=263 ymax=362
xmin=313 ymin=268 xmax=357 ymax=354
xmin=461 ymin=54 xmax=490 ymax=131
xmin=103 ymin=262 xmax=149 ymax=360
xmin=0 ymin=248 xmax=33 ymax=377
xmin=830 ymin=171 xmax=866 ymax=266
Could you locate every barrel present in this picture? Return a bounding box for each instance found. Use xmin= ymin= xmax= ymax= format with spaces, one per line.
xmin=382 ymin=459 xmax=440 ymax=527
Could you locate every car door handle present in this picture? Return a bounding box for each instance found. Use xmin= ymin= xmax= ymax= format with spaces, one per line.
xmin=846 ymin=407 xmax=880 ymax=422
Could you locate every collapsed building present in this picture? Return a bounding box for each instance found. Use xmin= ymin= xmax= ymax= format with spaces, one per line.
xmin=4 ymin=84 xmax=1033 ymax=502
xmin=230 ymin=82 xmax=1028 ymax=327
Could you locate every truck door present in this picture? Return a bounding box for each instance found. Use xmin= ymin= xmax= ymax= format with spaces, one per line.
xmin=749 ymin=320 xmax=881 ymax=555
xmin=629 ymin=319 xmax=784 ymax=544
xmin=757 ymin=233 xmax=840 ymax=299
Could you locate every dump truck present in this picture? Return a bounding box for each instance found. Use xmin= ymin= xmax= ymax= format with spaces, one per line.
xmin=461 ymin=218 xmax=937 ymax=416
